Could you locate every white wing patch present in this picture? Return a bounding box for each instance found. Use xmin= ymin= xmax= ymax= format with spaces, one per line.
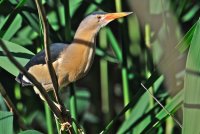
xmin=22 ymin=75 xmax=32 ymax=84
xmin=84 ymin=47 xmax=94 ymax=73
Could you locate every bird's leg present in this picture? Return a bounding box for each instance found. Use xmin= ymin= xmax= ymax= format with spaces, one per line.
xmin=33 ymin=86 xmax=46 ymax=101
xmin=33 ymin=86 xmax=62 ymax=111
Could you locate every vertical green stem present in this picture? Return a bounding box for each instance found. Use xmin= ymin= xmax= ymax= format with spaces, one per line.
xmin=121 ymin=68 xmax=130 ymax=118
xmin=55 ymin=118 xmax=60 ymax=134
xmin=16 ymin=0 xmax=27 ymax=9
xmin=61 ymin=0 xmax=77 ymax=132
xmin=100 ymin=28 xmax=110 ymax=123
xmin=69 ymin=84 xmax=77 ymax=133
xmin=14 ymin=84 xmax=23 ymax=112
xmin=107 ymin=28 xmax=122 ymax=62
xmin=52 ymin=0 xmax=62 ymax=37
xmin=177 ymin=0 xmax=187 ymax=17
xmin=61 ymin=0 xmax=72 ymax=41
xmin=44 ymin=102 xmax=53 ymax=134
xmin=145 ymin=24 xmax=151 ymax=48
xmin=115 ymin=0 xmax=123 ymax=23
xmin=115 ymin=0 xmax=130 ymax=118
xmin=145 ymin=24 xmax=154 ymax=109
xmin=36 ymin=46 xmax=54 ymax=134
xmin=165 ymin=98 xmax=174 ymax=134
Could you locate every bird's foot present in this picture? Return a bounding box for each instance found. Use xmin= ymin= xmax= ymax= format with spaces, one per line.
xmin=60 ymin=121 xmax=72 ymax=132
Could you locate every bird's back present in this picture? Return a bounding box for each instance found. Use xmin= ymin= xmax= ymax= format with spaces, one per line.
xmin=16 ymin=43 xmax=69 ymax=86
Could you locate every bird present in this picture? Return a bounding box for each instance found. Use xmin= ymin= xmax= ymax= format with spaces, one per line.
xmin=16 ymin=12 xmax=132 ymax=93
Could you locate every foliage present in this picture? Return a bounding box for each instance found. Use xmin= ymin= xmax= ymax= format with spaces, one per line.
xmin=182 ymin=18 xmax=200 ymax=134
xmin=0 ymin=0 xmax=200 ymax=133
xmin=0 ymin=111 xmax=13 ymax=134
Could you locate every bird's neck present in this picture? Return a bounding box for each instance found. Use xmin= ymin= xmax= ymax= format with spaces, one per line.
xmin=60 ymin=26 xmax=98 ymax=78
xmin=72 ymin=26 xmax=99 ymax=46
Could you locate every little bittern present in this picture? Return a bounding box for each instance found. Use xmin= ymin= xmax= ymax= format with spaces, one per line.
xmin=16 ymin=12 xmax=132 ymax=92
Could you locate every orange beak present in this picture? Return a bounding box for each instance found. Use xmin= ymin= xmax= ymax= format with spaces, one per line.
xmin=104 ymin=12 xmax=133 ymax=21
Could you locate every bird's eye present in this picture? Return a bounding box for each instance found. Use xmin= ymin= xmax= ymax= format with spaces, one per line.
xmin=97 ymin=16 xmax=102 ymax=21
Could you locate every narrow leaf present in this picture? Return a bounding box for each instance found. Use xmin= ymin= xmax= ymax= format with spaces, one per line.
xmin=18 ymin=130 xmax=43 ymax=134
xmin=183 ymin=18 xmax=200 ymax=134
xmin=0 ymin=39 xmax=34 ymax=76
xmin=0 ymin=111 xmax=13 ymax=134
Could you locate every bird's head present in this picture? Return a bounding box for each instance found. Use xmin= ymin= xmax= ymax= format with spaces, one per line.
xmin=77 ymin=12 xmax=133 ymax=33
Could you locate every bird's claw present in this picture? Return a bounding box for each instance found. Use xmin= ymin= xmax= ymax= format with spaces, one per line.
xmin=60 ymin=121 xmax=72 ymax=133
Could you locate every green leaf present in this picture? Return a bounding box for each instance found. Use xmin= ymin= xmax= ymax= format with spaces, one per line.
xmin=0 ymin=111 xmax=13 ymax=134
xmin=95 ymin=47 xmax=119 ymax=63
xmin=76 ymin=89 xmax=90 ymax=114
xmin=107 ymin=28 xmax=122 ymax=62
xmin=15 ymin=0 xmax=27 ymax=9
xmin=150 ymin=0 xmax=169 ymax=14
xmin=85 ymin=0 xmax=103 ymax=14
xmin=147 ymin=90 xmax=183 ymax=132
xmin=0 ymin=14 xmax=22 ymax=40
xmin=0 ymin=95 xmax=7 ymax=111
xmin=117 ymin=76 xmax=164 ymax=133
xmin=69 ymin=0 xmax=82 ymax=16
xmin=182 ymin=5 xmax=200 ymax=22
xmin=0 ymin=39 xmax=34 ymax=76
xmin=124 ymin=89 xmax=183 ymax=133
xmin=183 ymin=18 xmax=200 ymax=134
xmin=18 ymin=130 xmax=43 ymax=134
xmin=176 ymin=22 xmax=197 ymax=53
xmin=12 ymin=26 xmax=38 ymax=46
xmin=47 ymin=5 xmax=65 ymax=31
xmin=100 ymin=72 xmax=160 ymax=134
xmin=118 ymin=90 xmax=150 ymax=134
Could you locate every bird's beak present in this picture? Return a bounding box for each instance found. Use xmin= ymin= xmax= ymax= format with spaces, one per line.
xmin=104 ymin=12 xmax=133 ymax=21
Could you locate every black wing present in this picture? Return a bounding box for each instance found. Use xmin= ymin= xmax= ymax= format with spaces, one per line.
xmin=15 ymin=43 xmax=69 ymax=86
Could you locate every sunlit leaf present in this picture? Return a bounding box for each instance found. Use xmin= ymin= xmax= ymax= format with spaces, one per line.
xmin=0 ymin=14 xmax=22 ymax=40
xmin=12 ymin=26 xmax=38 ymax=46
xmin=0 ymin=111 xmax=13 ymax=134
xmin=183 ymin=18 xmax=200 ymax=134
xmin=0 ymin=39 xmax=34 ymax=76
xmin=117 ymin=76 xmax=164 ymax=133
xmin=19 ymin=130 xmax=43 ymax=134
xmin=176 ymin=22 xmax=197 ymax=53
xmin=182 ymin=5 xmax=200 ymax=22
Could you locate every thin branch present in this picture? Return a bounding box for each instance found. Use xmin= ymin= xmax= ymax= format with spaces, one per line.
xmin=140 ymin=83 xmax=182 ymax=128
xmin=0 ymin=83 xmax=27 ymax=130
xmin=0 ymin=40 xmax=62 ymax=122
xmin=0 ymin=39 xmax=76 ymax=133
xmin=34 ymin=2 xmax=73 ymax=132
xmin=34 ymin=0 xmax=61 ymax=107
xmin=72 ymin=118 xmax=84 ymax=133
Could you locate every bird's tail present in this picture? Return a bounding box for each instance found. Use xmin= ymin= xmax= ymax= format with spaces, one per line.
xmin=15 ymin=73 xmax=33 ymax=87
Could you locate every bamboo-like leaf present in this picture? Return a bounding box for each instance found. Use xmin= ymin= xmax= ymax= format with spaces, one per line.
xmin=0 ymin=39 xmax=34 ymax=76
xmin=95 ymin=48 xmax=119 ymax=63
xmin=44 ymin=102 xmax=53 ymax=134
xmin=18 ymin=130 xmax=43 ymax=134
xmin=0 ymin=14 xmax=22 ymax=40
xmin=100 ymin=71 xmax=160 ymax=134
xmin=107 ymin=28 xmax=122 ymax=62
xmin=15 ymin=0 xmax=27 ymax=9
xmin=176 ymin=22 xmax=197 ymax=53
xmin=183 ymin=18 xmax=200 ymax=134
xmin=117 ymin=76 xmax=164 ymax=133
xmin=181 ymin=5 xmax=200 ymax=22
xmin=12 ymin=26 xmax=38 ymax=46
xmin=99 ymin=28 xmax=111 ymax=123
xmin=118 ymin=89 xmax=182 ymax=133
xmin=144 ymin=90 xmax=183 ymax=133
xmin=0 ymin=111 xmax=13 ymax=134
xmin=0 ymin=0 xmax=27 ymax=39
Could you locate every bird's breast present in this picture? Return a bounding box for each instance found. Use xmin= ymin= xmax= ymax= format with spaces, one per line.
xmin=58 ymin=43 xmax=95 ymax=84
xmin=83 ymin=45 xmax=95 ymax=73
